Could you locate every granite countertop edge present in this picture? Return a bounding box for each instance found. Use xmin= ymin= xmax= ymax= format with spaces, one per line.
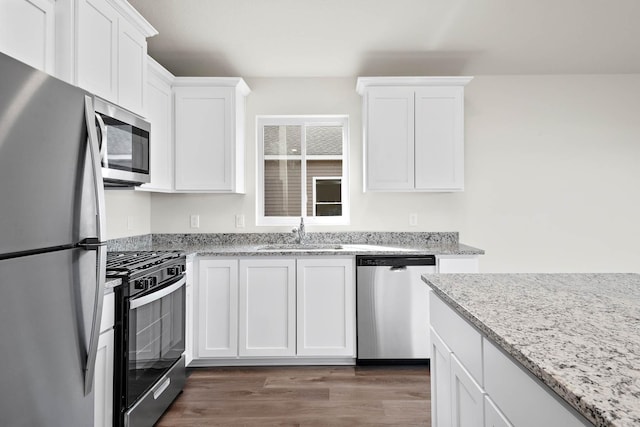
xmin=422 ymin=276 xmax=626 ymax=427
xmin=150 ymin=243 xmax=484 ymax=257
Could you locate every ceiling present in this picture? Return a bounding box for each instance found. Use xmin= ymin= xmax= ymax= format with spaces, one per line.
xmin=129 ymin=0 xmax=640 ymax=78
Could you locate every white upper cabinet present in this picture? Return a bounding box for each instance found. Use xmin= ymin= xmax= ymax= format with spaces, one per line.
xmin=74 ymin=0 xmax=156 ymax=115
xmin=0 ymin=0 xmax=55 ymax=73
xmin=140 ymin=57 xmax=174 ymax=192
xmin=357 ymin=77 xmax=472 ymax=192
xmin=173 ymin=78 xmax=250 ymax=193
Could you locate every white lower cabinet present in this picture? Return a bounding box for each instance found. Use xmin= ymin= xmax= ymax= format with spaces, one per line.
xmin=184 ymin=257 xmax=194 ymax=365
xmin=296 ymin=257 xmax=355 ymax=357
xmin=437 ymin=255 xmax=480 ymax=273
xmin=94 ymin=292 xmax=114 ymax=427
xmin=194 ymin=256 xmax=356 ymax=364
xmin=451 ymin=354 xmax=484 ymax=427
xmin=431 ymin=329 xmax=453 ymax=427
xmin=239 ymin=259 xmax=296 ymax=357
xmin=484 ymin=396 xmax=512 ymax=427
xmin=430 ymin=291 xmax=592 ymax=427
xmin=197 ymin=259 xmax=239 ymax=358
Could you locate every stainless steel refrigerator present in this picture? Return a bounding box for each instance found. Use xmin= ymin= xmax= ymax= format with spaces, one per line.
xmin=0 ymin=52 xmax=107 ymax=426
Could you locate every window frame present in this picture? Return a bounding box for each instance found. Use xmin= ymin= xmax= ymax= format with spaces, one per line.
xmin=256 ymin=115 xmax=350 ymax=226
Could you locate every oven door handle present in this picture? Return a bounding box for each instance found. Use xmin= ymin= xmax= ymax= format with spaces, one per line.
xmin=130 ymin=276 xmax=186 ymax=310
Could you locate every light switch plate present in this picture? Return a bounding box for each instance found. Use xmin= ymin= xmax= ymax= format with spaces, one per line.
xmin=235 ymin=214 xmax=245 ymax=228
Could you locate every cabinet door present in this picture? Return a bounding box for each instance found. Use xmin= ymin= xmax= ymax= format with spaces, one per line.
xmin=415 ymin=86 xmax=465 ymax=191
xmin=365 ymin=87 xmax=415 ymax=191
xmin=485 ymin=396 xmax=513 ymax=427
xmin=296 ymin=257 xmax=355 ymax=357
xmin=94 ymin=328 xmax=114 ymax=427
xmin=76 ymin=0 xmax=118 ymax=101
xmin=239 ymin=258 xmax=296 ymax=357
xmin=451 ymin=354 xmax=485 ymax=427
xmin=117 ymin=17 xmax=147 ymax=115
xmin=184 ymin=259 xmax=194 ymax=365
xmin=197 ymin=259 xmax=239 ymax=358
xmin=141 ymin=59 xmax=174 ymax=192
xmin=174 ymin=86 xmax=235 ymax=191
xmin=431 ymin=328 xmax=452 ymax=427
xmin=0 ymin=0 xmax=55 ymax=73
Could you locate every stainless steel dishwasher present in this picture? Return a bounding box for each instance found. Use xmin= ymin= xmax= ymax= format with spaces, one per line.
xmin=356 ymin=255 xmax=437 ymax=363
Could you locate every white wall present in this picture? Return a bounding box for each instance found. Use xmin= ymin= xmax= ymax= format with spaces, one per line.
xmin=105 ymin=190 xmax=151 ymax=239
xmin=106 ymin=74 xmax=640 ymax=273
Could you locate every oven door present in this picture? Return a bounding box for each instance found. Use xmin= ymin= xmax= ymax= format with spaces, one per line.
xmin=126 ymin=276 xmax=185 ymax=407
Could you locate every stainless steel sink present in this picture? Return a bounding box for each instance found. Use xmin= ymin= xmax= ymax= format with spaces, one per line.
xmin=256 ymin=244 xmax=343 ymax=251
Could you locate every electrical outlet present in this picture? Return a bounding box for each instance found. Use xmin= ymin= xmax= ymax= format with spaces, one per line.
xmin=235 ymin=214 xmax=245 ymax=228
xmin=190 ymin=214 xmax=200 ymax=228
xmin=409 ymin=213 xmax=418 ymax=227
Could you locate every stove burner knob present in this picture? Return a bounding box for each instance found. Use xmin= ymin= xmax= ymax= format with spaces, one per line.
xmin=134 ymin=279 xmax=147 ymax=290
xmin=168 ymin=266 xmax=179 ymax=275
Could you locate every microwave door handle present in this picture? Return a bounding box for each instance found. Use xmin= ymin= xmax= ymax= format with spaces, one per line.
xmin=94 ymin=112 xmax=108 ymax=168
xmin=130 ymin=277 xmax=186 ymax=310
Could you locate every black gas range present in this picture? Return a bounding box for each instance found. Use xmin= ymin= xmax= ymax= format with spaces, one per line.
xmin=107 ymin=251 xmax=187 ymax=427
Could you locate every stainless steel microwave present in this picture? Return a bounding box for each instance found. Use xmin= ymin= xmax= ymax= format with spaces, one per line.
xmin=94 ymin=97 xmax=150 ymax=187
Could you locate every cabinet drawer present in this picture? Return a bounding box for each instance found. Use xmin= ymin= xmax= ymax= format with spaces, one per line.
xmin=430 ymin=292 xmax=483 ymax=385
xmin=100 ymin=292 xmax=115 ymax=333
xmin=483 ymin=338 xmax=591 ymax=427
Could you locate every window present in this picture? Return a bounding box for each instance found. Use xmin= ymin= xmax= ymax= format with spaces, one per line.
xmin=257 ymin=116 xmax=349 ymax=225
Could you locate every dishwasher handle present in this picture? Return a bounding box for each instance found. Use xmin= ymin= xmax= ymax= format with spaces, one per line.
xmin=356 ymin=255 xmax=436 ymax=268
xmin=389 ymin=265 xmax=407 ymax=272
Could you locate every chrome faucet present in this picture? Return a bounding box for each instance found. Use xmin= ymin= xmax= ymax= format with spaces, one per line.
xmin=292 ymin=217 xmax=306 ymax=244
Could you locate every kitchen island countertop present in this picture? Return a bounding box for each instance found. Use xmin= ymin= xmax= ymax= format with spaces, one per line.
xmin=422 ymin=273 xmax=640 ymax=427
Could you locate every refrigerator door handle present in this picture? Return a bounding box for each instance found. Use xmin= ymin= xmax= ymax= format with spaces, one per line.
xmin=83 ymin=244 xmax=106 ymax=395
xmin=84 ymin=95 xmax=106 ymax=242
xmin=82 ymin=95 xmax=107 ymax=395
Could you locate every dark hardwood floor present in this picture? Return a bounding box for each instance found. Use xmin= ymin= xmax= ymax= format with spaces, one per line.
xmin=156 ymin=365 xmax=431 ymax=426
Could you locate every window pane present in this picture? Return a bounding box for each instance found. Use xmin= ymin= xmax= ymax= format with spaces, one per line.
xmin=264 ymin=160 xmax=302 ymax=216
xmin=264 ymin=125 xmax=301 ymax=155
xmin=306 ymin=126 xmax=342 ymax=155
xmin=316 ymin=179 xmax=341 ymax=202
xmin=316 ymin=204 xmax=342 ymax=216
xmin=306 ymin=160 xmax=342 ymax=216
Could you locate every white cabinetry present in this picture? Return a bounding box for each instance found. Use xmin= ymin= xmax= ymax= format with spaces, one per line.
xmin=239 ymin=259 xmax=296 ymax=357
xmin=451 ymin=354 xmax=485 ymax=427
xmin=430 ymin=291 xmax=592 ymax=427
xmin=140 ymin=57 xmax=174 ymax=192
xmin=296 ymin=257 xmax=355 ymax=357
xmin=76 ymin=0 xmax=118 ymax=101
xmin=0 ymin=0 xmax=55 ymax=73
xmin=197 ymin=259 xmax=239 ymax=358
xmin=75 ymin=0 xmax=156 ymax=115
xmin=94 ymin=292 xmax=114 ymax=427
xmin=184 ymin=257 xmax=194 ymax=365
xmin=194 ymin=256 xmax=356 ymax=364
xmin=437 ymin=255 xmax=480 ymax=273
xmin=356 ymin=77 xmax=472 ymax=192
xmin=485 ymin=396 xmax=512 ymax=427
xmin=173 ymin=78 xmax=250 ymax=193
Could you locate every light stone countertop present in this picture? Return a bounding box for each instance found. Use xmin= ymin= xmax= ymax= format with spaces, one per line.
xmin=107 ymin=232 xmax=484 ymax=257
xmin=422 ymin=273 xmax=640 ymax=427
xmin=147 ymin=242 xmax=483 ymax=257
